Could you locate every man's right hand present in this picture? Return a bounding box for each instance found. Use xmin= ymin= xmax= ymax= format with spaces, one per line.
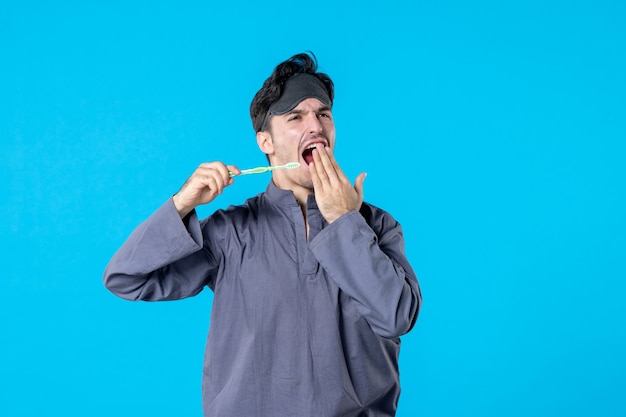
xmin=172 ymin=162 xmax=240 ymax=218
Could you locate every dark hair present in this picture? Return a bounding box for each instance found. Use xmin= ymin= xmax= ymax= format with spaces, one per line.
xmin=250 ymin=52 xmax=334 ymax=132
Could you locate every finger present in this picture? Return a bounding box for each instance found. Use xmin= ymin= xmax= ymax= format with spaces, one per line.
xmin=323 ymin=146 xmax=345 ymax=176
xmin=211 ymin=164 xmax=232 ymax=186
xmin=197 ymin=173 xmax=222 ymax=195
xmin=226 ymin=164 xmax=241 ymax=178
xmin=198 ymin=162 xmax=232 ymax=186
xmin=354 ymin=172 xmax=367 ymax=201
xmin=315 ymin=146 xmax=337 ymax=176
xmin=310 ymin=160 xmax=322 ymax=191
xmin=317 ymin=146 xmax=346 ymax=186
xmin=313 ymin=146 xmax=341 ymax=187
xmin=219 ymin=165 xmax=235 ymax=186
xmin=311 ymin=148 xmax=330 ymax=185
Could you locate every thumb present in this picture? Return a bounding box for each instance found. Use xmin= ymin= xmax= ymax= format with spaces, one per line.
xmin=354 ymin=172 xmax=367 ymax=200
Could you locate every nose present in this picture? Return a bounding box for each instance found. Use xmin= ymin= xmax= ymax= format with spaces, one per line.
xmin=306 ymin=113 xmax=323 ymax=133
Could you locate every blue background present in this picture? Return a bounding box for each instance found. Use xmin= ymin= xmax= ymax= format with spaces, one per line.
xmin=2 ymin=1 xmax=625 ymax=416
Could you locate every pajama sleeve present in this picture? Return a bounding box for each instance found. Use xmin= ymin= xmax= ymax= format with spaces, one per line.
xmin=103 ymin=197 xmax=218 ymax=301
xmin=309 ymin=209 xmax=421 ymax=338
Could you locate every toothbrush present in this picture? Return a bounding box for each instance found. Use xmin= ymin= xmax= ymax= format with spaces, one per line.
xmin=230 ymin=162 xmax=300 ymax=177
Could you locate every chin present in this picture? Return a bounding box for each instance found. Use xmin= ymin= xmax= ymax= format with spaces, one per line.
xmin=297 ymin=175 xmax=314 ymax=190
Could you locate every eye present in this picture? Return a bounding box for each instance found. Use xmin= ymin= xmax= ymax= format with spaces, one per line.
xmin=288 ymin=115 xmax=301 ymax=121
xmin=318 ymin=112 xmax=331 ymax=119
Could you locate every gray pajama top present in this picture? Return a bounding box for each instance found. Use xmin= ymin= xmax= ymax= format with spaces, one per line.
xmin=104 ymin=181 xmax=421 ymax=417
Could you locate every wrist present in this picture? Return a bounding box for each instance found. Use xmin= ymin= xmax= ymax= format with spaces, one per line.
xmin=173 ymin=194 xmax=193 ymax=219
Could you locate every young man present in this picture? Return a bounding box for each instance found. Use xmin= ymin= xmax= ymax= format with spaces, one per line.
xmin=104 ymin=52 xmax=422 ymax=416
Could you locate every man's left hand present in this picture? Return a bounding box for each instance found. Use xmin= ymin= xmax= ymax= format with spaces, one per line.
xmin=310 ymin=145 xmax=366 ymax=224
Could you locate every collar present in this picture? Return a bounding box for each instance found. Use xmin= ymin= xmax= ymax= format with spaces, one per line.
xmin=265 ymin=180 xmax=318 ymax=211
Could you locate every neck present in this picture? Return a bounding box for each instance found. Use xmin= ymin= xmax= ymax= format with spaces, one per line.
xmin=271 ymin=175 xmax=314 ymax=210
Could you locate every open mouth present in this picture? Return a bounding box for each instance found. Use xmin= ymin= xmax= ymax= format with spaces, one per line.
xmin=302 ymin=147 xmax=315 ymax=165
xmin=301 ymin=143 xmax=325 ymax=165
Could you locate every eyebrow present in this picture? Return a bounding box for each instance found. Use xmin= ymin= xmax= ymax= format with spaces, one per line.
xmin=285 ymin=105 xmax=331 ymax=116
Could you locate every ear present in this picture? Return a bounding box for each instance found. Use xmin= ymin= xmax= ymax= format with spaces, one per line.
xmin=256 ymin=131 xmax=274 ymax=155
